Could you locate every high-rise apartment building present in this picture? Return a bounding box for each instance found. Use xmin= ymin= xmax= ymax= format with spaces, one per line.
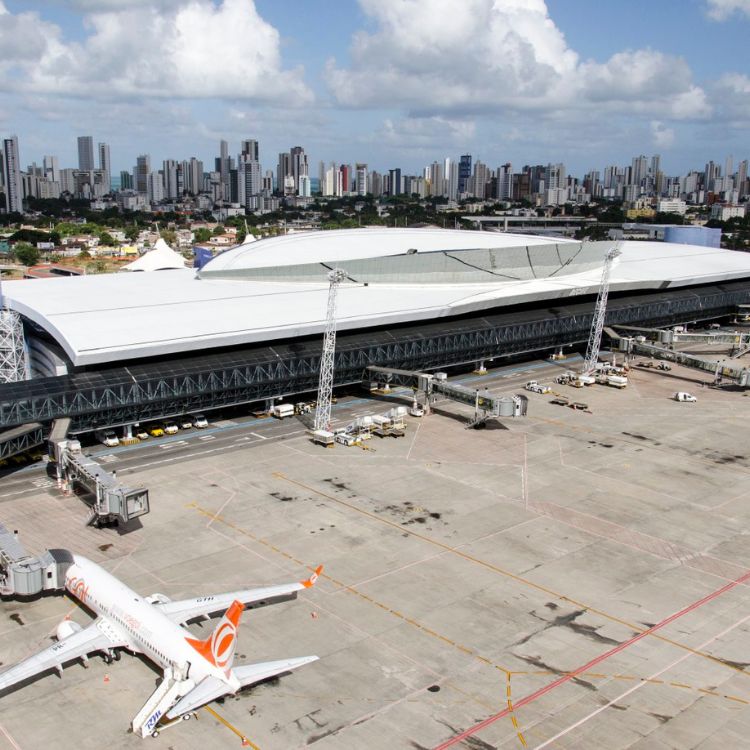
xmin=163 ymin=159 xmax=179 ymax=200
xmin=181 ymin=158 xmax=203 ymax=195
xmin=388 ymin=168 xmax=402 ymax=196
xmin=148 ymin=171 xmax=164 ymax=204
xmin=276 ymin=152 xmax=291 ymax=195
xmin=458 ymin=154 xmax=472 ymax=194
xmin=339 ymin=164 xmax=350 ymax=194
xmin=630 ymin=155 xmax=648 ymax=192
xmin=238 ymin=154 xmax=261 ymax=208
xmin=737 ymin=160 xmax=748 ymax=198
xmin=218 ymin=140 xmax=230 ymax=201
xmin=77 ymin=136 xmax=94 ymax=171
xmin=2 ymin=136 xmax=22 ymax=213
xmin=497 ymin=163 xmax=513 ymax=200
xmin=134 ymin=154 xmax=150 ymax=194
xmin=241 ymin=140 xmax=259 ymax=161
xmin=43 ymin=155 xmax=60 ymax=183
xmin=290 ymin=146 xmax=308 ymax=195
xmin=445 ymin=158 xmax=458 ymax=201
xmin=98 ymin=142 xmax=111 ymax=192
xmin=355 ymin=163 xmax=368 ymax=196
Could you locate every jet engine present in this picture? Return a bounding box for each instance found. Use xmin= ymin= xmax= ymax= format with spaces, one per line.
xmin=56 ymin=618 xmax=82 ymax=641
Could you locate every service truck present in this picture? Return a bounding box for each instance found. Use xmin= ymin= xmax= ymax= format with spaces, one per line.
xmin=272 ymin=403 xmax=295 ymax=419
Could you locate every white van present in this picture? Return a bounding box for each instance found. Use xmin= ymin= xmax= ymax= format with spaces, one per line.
xmin=674 ymin=392 xmax=697 ymax=402
xmin=96 ymin=430 xmax=119 ymax=447
xmin=272 ymin=403 xmax=294 ymax=419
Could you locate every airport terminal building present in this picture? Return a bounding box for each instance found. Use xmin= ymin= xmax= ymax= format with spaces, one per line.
xmin=2 ymin=227 xmax=750 ymax=441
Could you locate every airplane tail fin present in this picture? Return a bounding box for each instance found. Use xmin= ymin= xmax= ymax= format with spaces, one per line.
xmin=185 ymin=599 xmax=243 ymax=672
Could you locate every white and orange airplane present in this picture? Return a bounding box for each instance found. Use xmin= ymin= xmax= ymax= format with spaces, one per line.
xmin=0 ymin=552 xmax=322 ymax=737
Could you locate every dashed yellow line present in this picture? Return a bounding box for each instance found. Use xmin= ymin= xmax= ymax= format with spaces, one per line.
xmin=273 ymin=473 xmax=750 ymax=681
xmin=203 ymin=705 xmax=260 ymax=748
xmin=506 ymin=672 xmax=527 ymax=747
xmin=510 ymin=669 xmax=750 ymax=706
xmin=189 ymin=502 xmax=750 ymax=720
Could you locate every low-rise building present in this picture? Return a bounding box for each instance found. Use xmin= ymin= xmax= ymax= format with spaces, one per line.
xmin=657 ymin=199 xmax=687 ymax=215
xmin=711 ymin=204 xmax=746 ymax=221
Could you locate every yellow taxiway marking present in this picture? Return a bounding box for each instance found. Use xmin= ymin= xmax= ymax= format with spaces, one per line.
xmin=273 ymin=473 xmax=750 ymax=682
xmin=203 ymin=705 xmax=260 ymax=749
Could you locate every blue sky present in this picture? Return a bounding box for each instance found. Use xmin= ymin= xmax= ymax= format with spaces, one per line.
xmin=1 ymin=0 xmax=748 ymax=177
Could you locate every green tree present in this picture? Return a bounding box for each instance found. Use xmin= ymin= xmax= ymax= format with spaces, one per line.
xmin=12 ymin=242 xmax=40 ymax=266
xmin=212 ymin=224 xmax=225 ymax=236
xmin=86 ymin=260 xmax=108 ymax=274
xmin=194 ymin=227 xmax=212 ymax=243
xmin=160 ymin=229 xmax=177 ymax=246
xmin=124 ymin=225 xmax=140 ymax=242
xmin=99 ymin=231 xmax=116 ymax=246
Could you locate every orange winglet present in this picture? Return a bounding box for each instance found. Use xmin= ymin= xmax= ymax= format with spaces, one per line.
xmin=301 ymin=564 xmax=323 ymax=589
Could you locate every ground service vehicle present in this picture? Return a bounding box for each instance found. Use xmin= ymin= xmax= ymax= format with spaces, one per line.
xmin=149 ymin=425 xmax=165 ymax=437
xmin=525 ymin=381 xmax=549 ymax=394
xmin=272 ymin=403 xmax=294 ymax=419
xmin=191 ymin=414 xmax=208 ymax=428
xmin=96 ymin=430 xmax=119 ymax=447
xmin=674 ymin=392 xmax=697 ymax=402
xmin=164 ymin=422 xmax=179 ymax=435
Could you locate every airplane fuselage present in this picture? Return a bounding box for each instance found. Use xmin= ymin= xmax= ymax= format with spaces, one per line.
xmin=64 ymin=555 xmax=237 ymax=690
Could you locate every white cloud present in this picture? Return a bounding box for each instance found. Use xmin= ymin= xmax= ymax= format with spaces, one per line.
xmin=711 ymin=72 xmax=750 ymax=123
xmin=0 ymin=0 xmax=312 ymax=104
xmin=325 ymin=0 xmax=710 ymax=122
xmin=705 ymin=0 xmax=750 ymax=20
xmin=379 ymin=116 xmax=476 ymax=150
xmin=650 ymin=121 xmax=675 ymax=148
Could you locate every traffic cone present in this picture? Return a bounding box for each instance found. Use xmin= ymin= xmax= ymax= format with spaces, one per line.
xmin=104 ymin=674 xmax=110 ymax=683
xmin=241 ymin=738 xmax=250 ymax=747
xmin=311 ymin=611 xmax=318 ymax=619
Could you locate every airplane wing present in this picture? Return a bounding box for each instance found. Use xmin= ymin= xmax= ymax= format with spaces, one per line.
xmin=165 ymin=656 xmax=319 ymax=719
xmin=155 ymin=565 xmax=322 ymax=625
xmin=0 ymin=619 xmax=127 ymax=694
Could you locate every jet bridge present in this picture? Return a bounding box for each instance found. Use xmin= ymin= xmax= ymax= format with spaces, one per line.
xmin=607 ymin=328 xmax=750 ymax=387
xmin=365 ymin=365 xmax=527 ymax=427
xmin=0 ymin=523 xmax=71 ymax=597
xmin=49 ymin=419 xmax=150 ymax=527
xmin=614 ymin=324 xmax=750 ymax=351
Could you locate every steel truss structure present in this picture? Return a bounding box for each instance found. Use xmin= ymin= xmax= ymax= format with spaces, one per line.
xmin=0 ymin=281 xmax=748 ymax=436
xmin=314 ymin=268 xmax=348 ymax=432
xmin=0 ymin=308 xmax=27 ymax=384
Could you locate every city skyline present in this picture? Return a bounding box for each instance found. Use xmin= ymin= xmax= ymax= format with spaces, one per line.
xmin=2 ymin=129 xmax=747 ymax=219
xmin=0 ymin=0 xmax=748 ymax=174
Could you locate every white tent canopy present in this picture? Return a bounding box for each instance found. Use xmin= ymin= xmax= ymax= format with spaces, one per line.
xmin=122 ymin=239 xmax=187 ymax=272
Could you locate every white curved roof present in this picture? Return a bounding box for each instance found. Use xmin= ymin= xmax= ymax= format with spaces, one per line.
xmin=4 ymin=229 xmax=750 ymax=367
xmin=201 ymin=227 xmax=573 ymax=272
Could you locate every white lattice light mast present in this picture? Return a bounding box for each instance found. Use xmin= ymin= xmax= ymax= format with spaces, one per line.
xmin=582 ymin=246 xmax=621 ymax=376
xmin=313 ymin=268 xmax=348 ymax=432
xmin=0 ymin=275 xmax=27 ymax=383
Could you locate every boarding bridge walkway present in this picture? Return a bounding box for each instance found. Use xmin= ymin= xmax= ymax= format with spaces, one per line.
xmin=606 ymin=327 xmax=750 ymax=387
xmin=614 ymin=324 xmax=750 ymax=348
xmin=366 ymin=365 xmax=527 ymax=427
xmin=49 ymin=419 xmax=150 ymax=527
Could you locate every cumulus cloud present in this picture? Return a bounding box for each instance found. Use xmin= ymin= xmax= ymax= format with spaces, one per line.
xmin=705 ymin=0 xmax=750 ymax=20
xmin=650 ymin=121 xmax=675 ymax=148
xmin=325 ymin=0 xmax=711 ymax=122
xmin=710 ymin=72 xmax=750 ymax=123
xmin=0 ymin=0 xmax=312 ymax=104
xmin=379 ymin=116 xmax=476 ymax=150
